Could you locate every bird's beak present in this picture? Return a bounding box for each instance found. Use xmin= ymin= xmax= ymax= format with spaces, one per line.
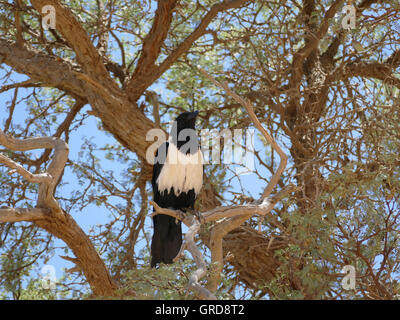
xmin=187 ymin=111 xmax=199 ymax=120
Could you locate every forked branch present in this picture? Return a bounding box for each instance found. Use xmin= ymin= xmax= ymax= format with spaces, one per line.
xmin=0 ymin=127 xmax=116 ymax=297
xmin=198 ymin=67 xmax=288 ymax=198
xmin=0 ymin=127 xmax=68 ymax=216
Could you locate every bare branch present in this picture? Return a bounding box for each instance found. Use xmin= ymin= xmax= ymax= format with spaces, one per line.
xmin=198 ymin=67 xmax=288 ymax=198
xmin=0 ymin=153 xmax=52 ymax=183
xmin=179 ymin=217 xmax=217 ymax=300
xmin=127 ymin=0 xmax=250 ymax=100
xmin=0 ymin=127 xmax=117 ymax=297
xmin=0 ymin=207 xmax=50 ymax=223
xmin=0 ymin=127 xmax=68 ymax=211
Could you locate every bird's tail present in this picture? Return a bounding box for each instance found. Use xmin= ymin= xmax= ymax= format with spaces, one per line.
xmin=151 ymin=213 xmax=182 ymax=268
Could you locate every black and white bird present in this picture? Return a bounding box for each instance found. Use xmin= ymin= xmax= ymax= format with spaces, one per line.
xmin=150 ymin=111 xmax=203 ymax=268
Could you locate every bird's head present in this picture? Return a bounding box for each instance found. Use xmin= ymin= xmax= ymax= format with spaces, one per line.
xmin=175 ymin=110 xmax=199 ymax=131
xmin=170 ymin=111 xmax=199 ymax=150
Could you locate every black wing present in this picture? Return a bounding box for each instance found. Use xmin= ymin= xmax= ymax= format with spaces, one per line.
xmin=151 ymin=141 xmax=169 ymax=194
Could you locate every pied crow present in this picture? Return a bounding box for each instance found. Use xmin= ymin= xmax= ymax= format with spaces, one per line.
xmin=150 ymin=111 xmax=203 ymax=268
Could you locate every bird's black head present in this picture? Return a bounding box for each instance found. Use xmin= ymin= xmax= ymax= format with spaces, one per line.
xmin=175 ymin=111 xmax=199 ymax=131
xmin=170 ymin=111 xmax=199 ymax=151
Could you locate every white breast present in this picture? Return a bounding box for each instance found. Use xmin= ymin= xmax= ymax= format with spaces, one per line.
xmin=156 ymin=143 xmax=203 ymax=196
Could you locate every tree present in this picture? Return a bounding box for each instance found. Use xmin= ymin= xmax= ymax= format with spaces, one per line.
xmin=0 ymin=0 xmax=399 ymax=299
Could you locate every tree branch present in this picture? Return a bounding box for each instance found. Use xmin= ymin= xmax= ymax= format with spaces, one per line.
xmin=0 ymin=207 xmax=50 ymax=223
xmin=0 ymin=127 xmax=117 ymax=297
xmin=151 ymin=184 xmax=296 ymax=298
xmin=0 ymin=153 xmax=52 ymax=184
xmin=198 ymin=67 xmax=288 ymax=198
xmin=127 ymin=0 xmax=250 ymax=100
xmin=130 ymin=0 xmax=178 ymax=82
xmin=333 ymin=50 xmax=400 ymax=89
xmin=30 ymin=0 xmax=113 ymax=84
xmin=0 ymin=39 xmax=87 ymax=99
xmin=0 ymin=127 xmax=68 ymax=214
xmin=290 ymin=0 xmax=344 ymax=87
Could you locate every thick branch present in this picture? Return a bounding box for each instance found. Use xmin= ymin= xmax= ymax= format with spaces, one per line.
xmin=131 ymin=0 xmax=178 ymax=82
xmin=0 ymin=128 xmax=117 ymax=297
xmin=127 ymin=0 xmax=250 ymax=100
xmin=30 ymin=0 xmax=113 ymax=85
xmin=344 ymin=58 xmax=400 ymax=89
xmin=0 ymin=207 xmax=50 ymax=223
xmin=331 ymin=50 xmax=400 ymax=89
xmin=0 ymin=39 xmax=87 ymax=99
xmin=0 ymin=39 xmax=161 ymax=160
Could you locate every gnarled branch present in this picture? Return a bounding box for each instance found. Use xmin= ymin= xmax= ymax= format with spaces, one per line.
xmin=0 ymin=127 xmax=117 ymax=297
xmin=0 ymin=207 xmax=50 ymax=223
